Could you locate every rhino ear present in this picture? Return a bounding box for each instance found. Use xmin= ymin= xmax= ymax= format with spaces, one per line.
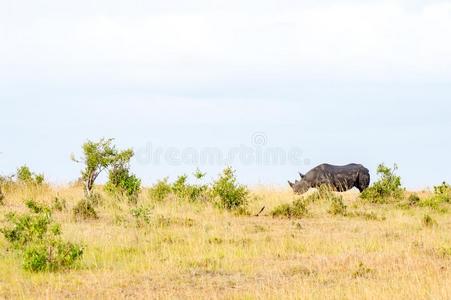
xmin=299 ymin=172 xmax=305 ymax=179
xmin=288 ymin=181 xmax=294 ymax=188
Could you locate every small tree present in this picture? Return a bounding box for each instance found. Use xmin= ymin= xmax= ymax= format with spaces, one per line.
xmin=17 ymin=166 xmax=32 ymax=182
xmin=72 ymin=138 xmax=134 ymax=197
xmin=16 ymin=165 xmax=44 ymax=185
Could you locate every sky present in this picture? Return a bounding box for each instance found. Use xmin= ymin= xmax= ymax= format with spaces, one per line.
xmin=1 ymin=0 xmax=450 ymax=188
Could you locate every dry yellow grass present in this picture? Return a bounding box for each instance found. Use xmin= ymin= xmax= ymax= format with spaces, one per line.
xmin=0 ymin=185 xmax=450 ymax=299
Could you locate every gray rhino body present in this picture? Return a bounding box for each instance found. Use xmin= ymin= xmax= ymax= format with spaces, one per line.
xmin=289 ymin=163 xmax=370 ymax=194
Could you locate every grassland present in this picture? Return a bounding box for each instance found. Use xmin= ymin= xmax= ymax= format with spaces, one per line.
xmin=0 ymin=185 xmax=450 ymax=299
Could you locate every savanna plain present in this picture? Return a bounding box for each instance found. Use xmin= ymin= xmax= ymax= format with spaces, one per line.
xmin=1 ymin=179 xmax=450 ymax=300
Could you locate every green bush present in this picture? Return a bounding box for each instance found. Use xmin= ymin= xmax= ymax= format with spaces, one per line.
xmin=52 ymin=196 xmax=67 ymax=212
xmin=148 ymin=170 xmax=209 ymax=203
xmin=271 ymin=198 xmax=308 ymax=219
xmin=408 ymin=194 xmax=420 ymax=206
xmin=434 ymin=182 xmax=450 ymax=198
xmin=419 ymin=197 xmax=447 ymax=213
xmin=148 ymin=177 xmax=172 ymax=201
xmin=172 ymin=173 xmax=209 ymax=202
xmin=360 ymin=164 xmax=404 ymax=203
xmin=130 ymin=205 xmax=153 ymax=227
xmin=1 ymin=212 xmax=55 ymax=248
xmin=172 ymin=175 xmax=189 ymax=197
xmin=430 ymin=182 xmax=450 ymax=204
xmin=25 ymin=199 xmax=51 ymax=214
xmin=16 ymin=165 xmax=45 ymax=185
xmin=73 ymin=198 xmax=98 ymax=220
xmin=105 ymin=165 xmax=141 ymax=204
xmin=0 ymin=207 xmax=83 ymax=272
xmin=328 ymin=195 xmax=347 ymax=216
xmin=398 ymin=193 xmax=421 ymax=209
xmin=418 ymin=183 xmax=450 ymax=211
xmin=211 ymin=167 xmax=249 ymax=212
xmin=23 ymin=239 xmax=83 ymax=272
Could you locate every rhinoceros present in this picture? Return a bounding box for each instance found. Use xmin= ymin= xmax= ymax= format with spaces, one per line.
xmin=289 ymin=163 xmax=370 ymax=194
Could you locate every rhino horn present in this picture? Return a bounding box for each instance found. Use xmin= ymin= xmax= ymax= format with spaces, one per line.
xmin=288 ymin=181 xmax=294 ymax=188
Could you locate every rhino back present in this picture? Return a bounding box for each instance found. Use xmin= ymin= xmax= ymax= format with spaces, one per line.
xmin=304 ymin=164 xmax=365 ymax=189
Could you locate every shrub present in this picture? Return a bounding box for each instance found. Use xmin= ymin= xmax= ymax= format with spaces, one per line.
xmin=73 ymin=198 xmax=98 ymax=220
xmin=211 ymin=167 xmax=249 ymax=212
xmin=87 ymin=192 xmax=103 ymax=206
xmin=408 ymin=194 xmax=420 ymax=206
xmin=434 ymin=182 xmax=450 ymax=199
xmin=149 ymin=170 xmax=209 ymax=203
xmin=398 ymin=193 xmax=421 ymax=209
xmin=271 ymin=198 xmax=308 ymax=219
xmin=419 ymin=183 xmax=450 ymax=211
xmin=328 ymin=195 xmax=347 ymax=216
xmin=0 ymin=207 xmax=83 ymax=272
xmin=25 ymin=199 xmax=51 ymax=214
xmin=172 ymin=175 xmax=189 ymax=196
xmin=16 ymin=165 xmax=45 ymax=185
xmin=419 ymin=197 xmax=447 ymax=213
xmin=172 ymin=173 xmax=209 ymax=202
xmin=131 ymin=205 xmax=153 ymax=227
xmin=428 ymin=182 xmax=451 ymax=204
xmin=360 ymin=164 xmax=404 ymax=203
xmin=1 ymin=212 xmax=55 ymax=248
xmin=52 ymin=196 xmax=67 ymax=212
xmin=105 ymin=164 xmax=141 ymax=204
xmin=148 ymin=177 xmax=172 ymax=201
xmin=23 ymin=239 xmax=83 ymax=272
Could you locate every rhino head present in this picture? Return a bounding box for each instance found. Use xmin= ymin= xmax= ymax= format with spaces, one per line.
xmin=288 ymin=173 xmax=310 ymax=194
